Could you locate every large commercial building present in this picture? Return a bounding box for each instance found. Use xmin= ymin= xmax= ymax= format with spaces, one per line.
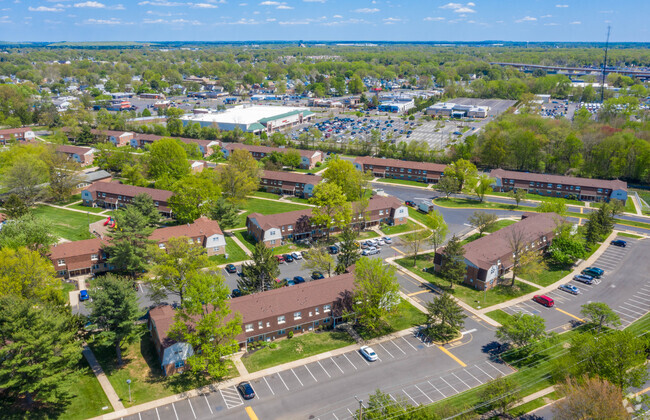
xmin=490 ymin=168 xmax=628 ymax=202
xmin=433 ymin=213 xmax=559 ymax=291
xmin=426 ymin=102 xmax=489 ymax=118
xmin=353 ymin=156 xmax=447 ymax=183
xmin=221 ymin=143 xmax=323 ymax=169
xmin=180 ymin=105 xmax=315 ymax=135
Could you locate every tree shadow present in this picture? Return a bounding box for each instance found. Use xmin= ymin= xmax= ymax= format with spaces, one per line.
xmin=481 ymin=340 xmax=509 ymax=365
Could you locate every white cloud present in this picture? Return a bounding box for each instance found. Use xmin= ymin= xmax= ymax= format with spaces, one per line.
xmin=439 ymin=2 xmax=475 ymax=13
xmin=277 ymin=4 xmax=293 ymax=9
xmin=332 ymin=14 xmax=342 ymax=18
xmin=322 ymin=17 xmax=368 ymax=26
xmin=74 ymin=1 xmax=105 ymax=7
xmin=28 ymin=5 xmax=64 ymax=11
xmin=555 ymin=4 xmax=568 ymax=7
xmin=303 ymin=0 xmax=325 ymax=2
xmin=0 ymin=15 xmax=12 ymax=23
xmin=424 ymin=16 xmax=445 ymax=21
xmin=82 ymin=17 xmax=129 ymax=24
xmin=383 ymin=17 xmax=403 ymax=24
xmin=353 ymin=7 xmax=379 ymax=13
xmin=515 ymin=16 xmax=537 ymax=23
xmin=570 ymin=20 xmax=581 ymax=24
xmin=239 ymin=2 xmax=247 ymax=5
xmin=266 ymin=17 xmax=275 ymax=21
xmin=138 ymin=1 xmax=184 ymax=5
xmin=259 ymin=1 xmax=291 ymax=9
xmin=259 ymin=1 xmax=279 ymax=4
xmin=540 ymin=14 xmax=552 ymax=18
xmin=544 ymin=22 xmax=559 ymax=26
xmin=193 ymin=2 xmax=218 ymax=7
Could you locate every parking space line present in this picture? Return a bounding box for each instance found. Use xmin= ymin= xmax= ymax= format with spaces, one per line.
xmin=614 ymin=309 xmax=637 ymax=320
xmin=304 ymin=365 xmax=318 ymax=382
xmin=620 ymin=305 xmax=645 ymax=316
xmin=428 ymin=380 xmax=446 ymax=398
xmin=407 ymin=290 xmax=429 ymax=297
xmin=330 ymin=357 xmax=345 ymax=374
xmin=629 ymin=298 xmax=650 ymax=307
xmin=187 ymin=399 xmax=196 ymax=419
xmin=277 ymin=372 xmax=290 ymax=391
xmin=638 ymin=291 xmax=650 ymax=297
xmin=344 ymin=352 xmax=361 ymax=368
xmin=555 ymin=307 xmax=584 ymax=322
xmin=402 ymin=389 xmax=419 ymax=406
xmin=355 ymin=351 xmax=371 ymax=365
xmin=139 ymin=413 xmax=142 ymax=420
xmin=172 ymin=403 xmax=179 ymax=420
xmin=317 ymin=361 xmax=331 ymax=378
xmin=263 ymin=376 xmax=275 ymax=395
xmin=391 ymin=339 xmax=407 ymax=354
xmin=487 ymin=362 xmax=508 ymax=376
xmin=440 ymin=376 xmax=459 ymax=394
xmin=452 ymin=372 xmax=471 ymax=389
xmin=378 ymin=343 xmax=394 ymax=358
xmin=624 ymin=301 xmax=649 ymax=311
xmin=203 ymin=395 xmax=213 ymax=414
xmin=415 ymin=385 xmax=434 ymax=404
xmin=401 ymin=336 xmax=418 ymax=351
xmin=155 ymin=407 xmax=161 ymax=420
xmin=332 ymin=413 xmax=339 ymax=420
xmin=474 ymin=364 xmax=494 ymax=380
xmin=632 ymin=295 xmax=650 ymax=302
xmin=436 ymin=345 xmax=467 ymax=367
xmin=464 ymin=368 xmax=483 ymax=385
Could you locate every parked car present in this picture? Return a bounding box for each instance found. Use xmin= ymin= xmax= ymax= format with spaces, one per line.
xmin=329 ymin=245 xmax=339 ymax=254
xmin=383 ymin=237 xmax=392 ymax=244
xmin=376 ymin=239 xmax=386 ymax=246
xmin=293 ymin=276 xmax=306 ymax=284
xmin=225 ymin=264 xmax=237 ymax=273
xmin=532 ymin=295 xmax=554 ymax=307
xmin=276 ymin=255 xmax=285 ymax=263
xmin=582 ymin=267 xmax=604 ymax=278
xmin=405 ymin=200 xmax=416 ymax=207
xmin=311 ymin=271 xmax=325 ymax=280
xmin=360 ymin=345 xmax=378 ymax=362
xmin=291 ymin=252 xmax=302 ymax=260
xmin=283 ymin=254 xmax=294 ymax=263
xmin=559 ymin=284 xmax=580 ymax=295
xmin=231 ymin=289 xmax=242 ymax=298
xmin=573 ymin=274 xmax=594 ymax=285
xmin=79 ymin=289 xmax=89 ymax=302
xmin=360 ymin=241 xmax=369 ymax=249
xmin=237 ymin=382 xmax=255 ymax=400
xmin=611 ymin=239 xmax=627 ymax=247
xmin=362 ymin=247 xmax=380 ymax=256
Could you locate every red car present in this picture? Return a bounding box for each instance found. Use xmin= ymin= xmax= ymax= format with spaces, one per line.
xmin=405 ymin=200 xmax=416 ymax=207
xmin=276 ymin=255 xmax=285 ymax=263
xmin=532 ymin=295 xmax=554 ymax=308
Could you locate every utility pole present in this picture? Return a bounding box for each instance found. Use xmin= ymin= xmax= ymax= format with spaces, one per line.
xmin=601 ymin=26 xmax=611 ymax=103
xmin=355 ymin=395 xmax=364 ymax=420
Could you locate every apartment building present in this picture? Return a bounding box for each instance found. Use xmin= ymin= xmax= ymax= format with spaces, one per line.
xmin=81 ymin=182 xmax=173 ymax=216
xmin=246 ymin=195 xmax=408 ymax=247
xmin=490 ymin=168 xmax=628 ymax=202
xmin=433 ymin=213 xmax=559 ymax=291
xmin=131 ymin=133 xmax=220 ymax=157
xmin=148 ymin=271 xmax=355 ymax=375
xmin=92 ymin=129 xmax=134 ymax=147
xmin=150 ymin=217 xmax=226 ymax=256
xmin=49 ymin=238 xmax=111 ymax=279
xmin=353 ymin=156 xmax=447 ymax=184
xmin=259 ymin=170 xmax=322 ymax=198
xmin=56 ymin=145 xmax=95 ymax=165
xmin=0 ymin=127 xmax=36 ymax=144
xmin=222 ymin=143 xmax=323 ymax=169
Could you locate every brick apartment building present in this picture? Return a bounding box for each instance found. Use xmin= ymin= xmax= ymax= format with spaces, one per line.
xmin=222 ymin=143 xmax=323 ymax=169
xmin=353 ymin=156 xmax=447 ymax=184
xmin=150 ymin=217 xmax=226 ymax=257
xmin=490 ymin=168 xmax=628 ymax=202
xmin=93 ymin=129 xmax=135 ymax=147
xmin=56 ymin=144 xmax=95 ymax=165
xmin=81 ymin=182 xmax=174 ymax=216
xmin=74 ymin=170 xmax=113 ymax=194
xmin=259 ymin=170 xmax=322 ymax=198
xmin=433 ymin=213 xmax=560 ymax=291
xmin=148 ymin=271 xmax=355 ymax=375
xmin=0 ymin=127 xmax=36 ymax=144
xmin=246 ymin=195 xmax=408 ymax=247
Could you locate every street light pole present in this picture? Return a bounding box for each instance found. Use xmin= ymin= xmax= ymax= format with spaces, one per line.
xmin=126 ymin=379 xmax=132 ymax=403
xmin=355 ymin=395 xmax=363 ymax=420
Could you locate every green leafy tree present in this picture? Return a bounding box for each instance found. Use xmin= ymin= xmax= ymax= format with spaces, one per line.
xmin=131 ymin=193 xmax=161 ymax=227
xmin=0 ymin=296 xmax=82 ymax=410
xmin=552 ymin=375 xmax=631 ymax=420
xmin=148 ymin=138 xmax=190 ymax=181
xmin=0 ymin=247 xmax=64 ymax=305
xmin=238 ymin=241 xmax=281 ymax=294
xmin=426 ymin=209 xmax=448 ymax=254
xmin=87 ymin=274 xmax=139 ymax=365
xmin=437 ymin=176 xmax=459 ymax=198
xmin=121 ymin=163 xmax=148 ymax=187
xmin=507 ymin=225 xmax=547 ymax=286
xmin=355 ymin=389 xmax=414 ymax=420
xmin=2 ymin=194 xmax=30 ymax=219
xmin=149 ymin=237 xmax=210 ymax=305
xmin=424 ymin=293 xmax=466 ymax=342
xmin=76 ymin=124 xmax=93 ymax=145
xmin=206 ymin=197 xmax=240 ymax=229
xmin=322 ymin=156 xmax=370 ymax=201
xmin=467 ymin=211 xmax=498 ymax=237
xmin=169 ymin=172 xmax=221 ymax=224
xmin=303 ymin=246 xmax=336 ymax=278
xmin=508 ymin=188 xmax=527 ymax=207
xmin=496 ymin=313 xmax=546 ymax=348
xmin=3 ymin=155 xmax=49 ymax=206
xmin=440 ymin=235 xmax=466 ymax=290
xmin=538 ymin=199 xmax=568 ymax=216
xmin=402 ymin=229 xmax=429 ymax=266
xmin=170 ymin=272 xmax=242 ymax=379
xmin=352 ymin=257 xmax=400 ymax=335
xmin=473 ymin=174 xmax=494 ymax=202
xmin=218 ymin=149 xmax=261 ymax=205
xmin=282 ymin=149 xmax=302 ymax=169
xmin=580 ymin=302 xmax=621 ymax=332
xmin=105 ymin=205 xmax=155 ymax=278
xmin=548 ymin=223 xmax=586 ymax=265
xmin=336 ymin=226 xmax=360 ymax=274
xmin=0 ymin=215 xmax=58 ymax=255
xmin=443 ymin=159 xmax=478 ymax=192
xmin=47 ymin=152 xmax=83 ymax=203
xmin=309 ymin=183 xmax=352 ymax=241
xmin=584 ymin=201 xmax=618 ymax=244
xmin=477 ymin=376 xmax=522 ymax=418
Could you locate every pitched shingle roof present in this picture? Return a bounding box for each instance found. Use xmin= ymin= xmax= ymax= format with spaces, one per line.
xmin=86 ymin=182 xmax=173 ymax=202
xmin=223 ymin=143 xmax=319 ymax=159
xmin=261 ymin=170 xmax=322 ymax=184
xmin=354 ymin=156 xmax=447 ymax=173
xmin=57 ymin=145 xmax=93 ymax=155
xmin=490 ymin=169 xmax=627 ymax=191
xmin=49 ymin=238 xmax=105 ymax=260
xmin=150 ymin=217 xmax=223 ymax=242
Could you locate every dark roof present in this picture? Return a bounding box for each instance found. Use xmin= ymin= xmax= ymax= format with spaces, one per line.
xmin=49 ymin=238 xmax=105 ymax=259
xmin=355 ymin=156 xmax=447 ymax=173
xmin=82 ymin=170 xmax=112 ymax=183
xmin=57 ymin=144 xmax=93 ymax=155
xmin=134 ymin=133 xmax=219 ymax=148
xmin=91 ymin=129 xmax=133 ymax=138
xmin=86 ymin=182 xmax=173 ymax=202
xmin=261 ymin=170 xmax=322 ymax=184
xmin=223 ymin=143 xmax=320 ymax=159
xmin=490 ymin=168 xmax=627 ymax=191
xmin=150 ymin=217 xmax=223 ymax=242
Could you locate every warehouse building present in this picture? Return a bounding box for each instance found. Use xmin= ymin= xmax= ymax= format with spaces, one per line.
xmin=426 ymin=102 xmax=489 ymax=118
xmin=180 ymin=105 xmax=314 ymax=135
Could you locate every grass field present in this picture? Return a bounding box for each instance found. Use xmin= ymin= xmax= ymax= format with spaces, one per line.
xmin=485 ymin=309 xmax=514 ymax=325
xmin=592 ymin=197 xmax=636 ymax=213
xmin=65 ymin=203 xmax=108 ymax=214
xmin=461 ymin=219 xmax=517 ymax=245
xmin=375 ymin=177 xmax=430 ymax=188
xmin=616 ymin=232 xmax=645 ymax=239
xmin=435 ymin=197 xmax=519 ymax=211
xmin=241 ymin=330 xmax=355 ymax=373
xmin=520 ymin=262 xmax=572 ymax=287
xmin=356 ymin=299 xmax=427 ymax=340
xmin=487 ymin=191 xmax=584 ymax=206
xmin=235 ymin=198 xmax=311 ymax=228
xmin=251 ymin=191 xmax=280 ymax=199
xmin=58 ymin=364 xmax=114 ymax=420
xmin=395 ymin=254 xmax=540 ymax=310
xmin=208 ymin=236 xmax=249 ymax=264
xmin=233 ymin=230 xmax=310 ymax=255
xmin=380 ymin=220 xmax=422 ymax=235
xmin=33 ymin=205 xmax=105 ymax=241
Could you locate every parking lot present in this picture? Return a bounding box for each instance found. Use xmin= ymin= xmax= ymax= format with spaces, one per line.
xmin=501 ymin=238 xmax=650 ymax=332
xmin=118 ymin=328 xmax=514 ymax=420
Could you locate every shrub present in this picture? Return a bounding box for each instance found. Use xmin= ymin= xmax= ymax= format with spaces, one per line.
xmin=315 ymin=161 xmax=322 ymax=167
xmin=269 ymin=342 xmax=278 ymax=349
xmin=287 ymin=330 xmax=294 ymax=339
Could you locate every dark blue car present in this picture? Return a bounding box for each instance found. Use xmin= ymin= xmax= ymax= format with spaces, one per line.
xmin=293 ymin=276 xmax=306 ymax=284
xmin=611 ymin=239 xmax=627 ymax=247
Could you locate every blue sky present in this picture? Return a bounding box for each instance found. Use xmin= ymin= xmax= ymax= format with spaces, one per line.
xmin=0 ymin=0 xmax=647 ymax=42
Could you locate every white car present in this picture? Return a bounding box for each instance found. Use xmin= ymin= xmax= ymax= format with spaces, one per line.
xmin=362 ymin=247 xmax=379 ymax=256
xmin=291 ymin=252 xmax=302 ymax=260
xmin=383 ymin=237 xmax=392 ymax=244
xmin=376 ymin=239 xmax=386 ymax=246
xmin=360 ymin=345 xmax=378 ymax=361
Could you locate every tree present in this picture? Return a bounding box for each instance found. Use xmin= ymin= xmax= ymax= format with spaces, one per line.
xmin=238 ymin=242 xmax=281 ymax=294
xmin=0 ymin=247 xmax=64 ymax=305
xmin=473 ymin=174 xmax=494 ymax=202
xmin=149 ymin=237 xmax=210 ymax=305
xmin=2 ymin=194 xmax=30 ymax=219
xmin=303 ymin=246 xmax=336 ymax=278
xmin=322 ymin=156 xmax=370 ymax=201
xmin=309 ymin=183 xmax=352 ymax=241
xmin=0 ymin=296 xmax=82 ymax=409
xmin=169 ymin=172 xmax=221 ymax=224
xmin=169 ymin=272 xmax=242 ymax=379
xmin=0 ymin=215 xmax=58 ymax=255
xmin=87 ymin=274 xmax=139 ymax=366
xmin=402 ymin=229 xmax=429 ymax=266
xmin=508 ymin=188 xmax=527 ymax=207
xmin=47 ymin=153 xmax=83 ymax=203
xmin=548 ymin=223 xmax=586 ymax=265
xmin=356 ymin=389 xmax=413 ymax=420
xmin=2 ymin=156 xmax=48 ymax=206
xmin=121 ymin=163 xmax=148 ymax=187
xmin=425 ymin=293 xmax=466 ymax=342
xmin=443 ymin=159 xmax=477 ymax=192
xmin=580 ymin=302 xmax=621 ymax=332
xmin=538 ymin=199 xmax=568 ymax=216
xmin=440 ymin=235 xmax=466 ymax=290
xmin=553 ymin=375 xmax=630 ymax=420
xmin=206 ymin=197 xmax=240 ymax=229
xmin=148 ymin=138 xmax=190 ymax=181
xmin=76 ymin=124 xmax=93 ymax=145
xmin=496 ymin=313 xmax=546 ymax=348
xmin=507 ymin=225 xmax=546 ymax=286
xmin=218 ymin=149 xmax=261 ymax=205
xmin=437 ymin=176 xmax=459 ymax=198
xmin=104 ymin=205 xmax=155 ymax=278
xmin=477 ymin=376 xmax=522 ymax=418
xmin=336 ymin=226 xmax=360 ymax=274
xmin=426 ymin=209 xmax=448 ymax=255
xmin=131 ymin=193 xmax=161 ymax=227
xmin=282 ymin=149 xmax=302 ymax=169
xmin=467 ymin=211 xmax=498 ymax=237
xmin=584 ymin=201 xmax=617 ymax=244
xmin=352 ymin=257 xmax=400 ymax=335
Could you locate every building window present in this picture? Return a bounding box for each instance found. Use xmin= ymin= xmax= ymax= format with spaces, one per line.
xmin=294 ymin=326 xmax=301 ymax=331
xmin=294 ymin=312 xmax=302 ymax=320
xmin=158 ymin=243 xmax=165 ymax=249
xmin=57 ymin=259 xmax=65 ymax=266
xmin=277 ymin=315 xmax=285 ymax=324
xmin=324 ymin=305 xmax=331 ymax=313
xmin=309 ymin=311 xmax=313 ymax=317
xmin=91 ymin=254 xmax=98 ymax=261
xmin=245 ymin=324 xmax=253 ymax=332
xmin=175 ymin=360 xmax=185 ymax=368
xmin=266 ymin=322 xmax=270 ymax=328
xmin=315 ymin=307 xmax=320 ymax=315
xmin=258 ymin=321 xmax=263 ymax=329
xmin=278 ymin=329 xmax=285 ymax=335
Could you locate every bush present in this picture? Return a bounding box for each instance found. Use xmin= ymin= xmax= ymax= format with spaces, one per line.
xmin=315 ymin=161 xmax=322 ymax=167
xmin=269 ymin=342 xmax=278 ymax=349
xmin=409 ymin=115 xmax=415 ymax=120
xmin=287 ymin=330 xmax=294 ymax=339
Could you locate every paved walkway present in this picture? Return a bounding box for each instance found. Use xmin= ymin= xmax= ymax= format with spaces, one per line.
xmin=631 ymin=194 xmax=644 ymax=215
xmin=83 ymin=344 xmax=125 ymax=412
xmin=226 ymin=232 xmax=253 ymax=257
xmin=249 ymin=194 xmax=315 ymax=207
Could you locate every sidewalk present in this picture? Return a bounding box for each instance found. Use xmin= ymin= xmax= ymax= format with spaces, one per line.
xmin=83 ymin=344 xmax=125 ymax=412
xmin=227 ymin=232 xmax=253 ymax=257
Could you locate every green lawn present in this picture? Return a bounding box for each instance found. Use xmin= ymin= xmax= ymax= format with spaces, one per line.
xmin=251 ymin=191 xmax=280 ymax=199
xmin=616 ymin=232 xmax=644 ymax=239
xmin=208 ymin=236 xmax=249 ymax=264
xmin=435 ymin=197 xmax=520 ymax=211
xmin=284 ymin=196 xmax=312 ymax=205
xmin=519 ymin=262 xmax=572 ymax=287
xmin=291 ymin=161 xmax=328 ymax=174
xmin=485 ymin=309 xmax=514 ymax=325
xmin=58 ymin=364 xmax=114 ymax=420
xmin=375 ymin=177 xmax=430 ymax=188
xmin=512 ymin=391 xmax=559 ymax=417
xmin=235 ymin=198 xmax=311 ymax=228
xmin=56 ymin=193 xmax=82 ymax=206
xmin=395 ymin=254 xmax=540 ymax=310
xmin=241 ymin=330 xmax=355 ymax=373
xmin=233 ymin=230 xmax=310 ymax=255
xmin=487 ymin=191 xmax=583 ymax=206
xmin=461 ymin=220 xmax=517 ymax=245
xmin=65 ymin=203 xmax=108 ymax=214
xmin=358 ymin=230 xmax=381 ymax=239
xmin=32 ymin=205 xmax=105 ymax=241
xmin=62 ymin=281 xmax=77 ymax=303
xmin=592 ymin=197 xmax=636 ymax=213
xmin=356 ymin=298 xmax=427 ymax=340
xmin=380 ymin=220 xmax=422 ymax=235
